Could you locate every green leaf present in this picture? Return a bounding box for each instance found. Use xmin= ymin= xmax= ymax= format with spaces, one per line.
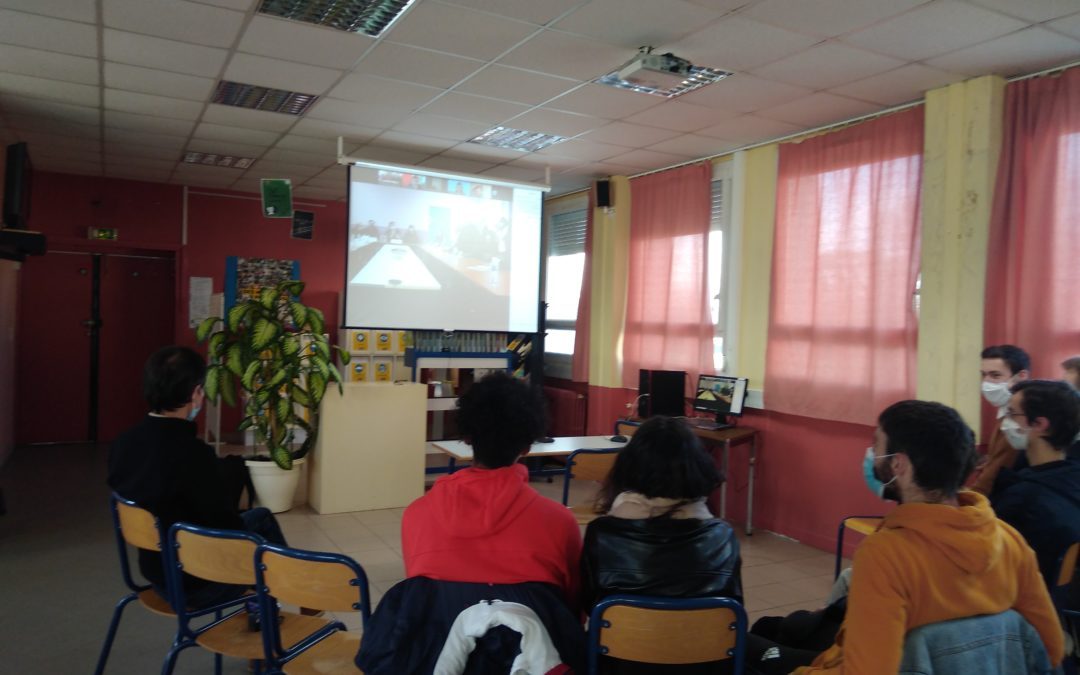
xmin=204 ymin=365 xmax=220 ymax=402
xmin=225 ymin=344 xmax=244 ymax=377
xmin=307 ymin=307 xmax=325 ymax=335
xmin=251 ymin=318 xmax=277 ymax=351
xmin=269 ymin=443 xmax=293 ymax=470
xmin=309 ymin=372 xmax=326 ymax=405
xmin=220 ymin=372 xmax=237 ymax=407
xmin=314 ymin=339 xmax=330 ymax=360
xmin=195 ymin=317 xmax=219 ymax=342
xmin=288 ymin=301 xmax=307 ymax=328
xmin=260 ymin=287 xmax=277 ymax=309
xmin=237 ymin=416 xmax=254 ymax=431
xmin=291 ymin=386 xmax=311 ymax=407
xmin=268 ymin=369 xmax=287 ymax=388
xmin=334 ymin=346 xmax=351 ymax=365
xmin=208 ymin=332 xmax=226 ymax=358
xmin=241 ymin=360 xmax=261 ymax=392
xmin=282 ymin=335 xmax=300 ymax=356
xmin=313 ymin=356 xmax=330 ymax=380
xmin=227 ymin=304 xmax=249 ymax=332
xmin=295 ymin=430 xmax=317 ymax=460
xmin=279 ymin=280 xmax=305 ymax=296
xmin=275 ymin=396 xmax=291 ymax=422
xmin=255 ymin=389 xmax=270 ymax=407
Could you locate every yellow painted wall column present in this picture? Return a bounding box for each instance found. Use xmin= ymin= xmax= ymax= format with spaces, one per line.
xmin=917 ymin=75 xmax=1005 ymax=434
xmin=588 ymin=175 xmax=631 ymax=388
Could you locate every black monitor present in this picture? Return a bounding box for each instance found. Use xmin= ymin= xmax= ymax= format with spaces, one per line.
xmin=694 ymin=375 xmax=748 ymax=424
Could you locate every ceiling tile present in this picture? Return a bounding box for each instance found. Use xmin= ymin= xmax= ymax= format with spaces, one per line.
xmin=244 ymin=160 xmax=320 ymax=180
xmin=104 ymin=155 xmax=179 ymax=171
xmin=842 ymin=0 xmax=1026 ymax=61
xmin=310 ymin=166 xmax=348 ymax=183
xmin=420 ymin=92 xmax=531 ymax=125
xmin=419 ymin=155 xmax=499 ymax=175
xmin=479 ymin=164 xmax=548 ymax=183
xmin=15 ymin=130 xmax=100 ymax=152
xmin=751 ymin=43 xmax=904 ymax=90
xmin=5 ymin=114 xmax=100 ymax=139
xmin=353 ymin=42 xmax=484 ymax=89
xmin=392 ymin=113 xmax=493 ymax=141
xmin=307 ymin=98 xmax=417 ymax=128
xmin=741 ymin=0 xmax=930 ymax=38
xmin=329 ymin=74 xmax=443 ymax=108
xmin=261 ymin=147 xmax=337 ymax=168
xmin=188 ymin=0 xmax=256 ymax=9
xmin=104 ymin=29 xmax=229 ymax=77
xmin=623 ymin=100 xmax=734 ymax=132
xmin=223 ymin=53 xmax=343 ymax=95
xmin=646 ymin=133 xmax=741 ymax=157
xmin=925 ymin=27 xmax=1080 ymax=77
xmin=506 ymin=152 xmax=585 ymax=170
xmin=696 ymin=114 xmax=804 ymax=143
xmin=561 ymin=160 xmax=643 ymax=178
xmin=300 ymin=176 xmax=346 ymax=191
xmin=0 ymin=9 xmax=97 ymax=57
xmin=547 ymin=84 xmax=665 ymax=119
xmin=105 ymin=167 xmax=174 ymax=182
xmin=201 ymin=104 xmax=298 ymax=131
xmin=34 ymin=159 xmax=102 ymax=176
xmin=756 ymin=91 xmax=880 ymax=127
xmin=829 ymin=64 xmax=963 ymax=105
xmin=0 ymin=0 xmax=96 ymax=22
xmin=238 ymin=15 xmax=375 ymax=69
xmin=105 ymin=128 xmax=188 ymax=150
xmin=1050 ymin=13 xmax=1080 ymax=41
xmin=498 ymin=30 xmax=634 ymax=81
xmin=186 ymin=137 xmax=269 ymax=157
xmin=0 ymin=45 xmax=98 ymax=85
xmin=595 ymin=147 xmax=691 ymax=170
xmin=679 ymin=74 xmax=813 ymax=114
xmin=455 ymin=65 xmax=578 ymax=105
xmin=193 ymin=122 xmax=282 ymax=146
xmin=33 ymin=148 xmax=103 ymax=166
xmin=439 ymin=0 xmax=584 ymax=26
xmin=553 ymin=0 xmax=725 ymax=48
xmin=580 ymin=121 xmax=682 ymax=147
xmin=292 ymin=186 xmax=345 ymax=200
xmin=966 ymin=0 xmax=1079 ymax=23
xmin=388 ymin=1 xmax=538 ymax=61
xmin=275 ymin=134 xmax=354 ymax=155
xmin=0 ymin=94 xmax=100 ymax=125
xmin=350 ymin=144 xmax=434 ymax=166
xmin=441 ymin=142 xmax=532 ymax=162
xmin=171 ymin=167 xmax=242 ymax=187
xmin=103 ymin=0 xmax=245 ymax=48
xmin=505 ymin=107 xmax=607 ymax=137
xmin=104 ymin=142 xmax=183 ymax=161
xmin=0 ymin=73 xmax=99 ymax=107
xmin=292 ymin=118 xmax=383 ymax=142
xmin=104 ymin=111 xmax=196 ymax=137
xmin=665 ymin=16 xmax=820 ymax=72
xmin=533 ymin=137 xmax=627 ymax=161
xmin=372 ymin=130 xmax=462 ymax=154
xmin=105 ymin=89 xmax=204 ymax=121
xmin=104 ymin=62 xmax=216 ymax=100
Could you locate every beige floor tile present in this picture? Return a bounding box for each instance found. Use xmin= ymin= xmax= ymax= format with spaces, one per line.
xmin=352 ymin=508 xmax=404 ymax=526
xmin=328 ymin=531 xmax=390 ymax=553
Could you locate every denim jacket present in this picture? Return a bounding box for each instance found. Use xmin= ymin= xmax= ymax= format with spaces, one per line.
xmin=899 ymin=610 xmax=1056 ymax=675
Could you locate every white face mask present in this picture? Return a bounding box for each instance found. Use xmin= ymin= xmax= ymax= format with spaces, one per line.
xmin=1000 ymin=416 xmax=1029 ymax=450
xmin=981 ymin=380 xmax=1012 ymax=408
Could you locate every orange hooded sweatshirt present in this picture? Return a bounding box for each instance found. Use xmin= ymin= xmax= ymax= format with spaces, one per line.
xmin=796 ymin=491 xmax=1063 ymax=674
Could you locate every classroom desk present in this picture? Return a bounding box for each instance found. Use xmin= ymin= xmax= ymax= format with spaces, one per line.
xmin=431 ymin=435 xmax=627 ymax=471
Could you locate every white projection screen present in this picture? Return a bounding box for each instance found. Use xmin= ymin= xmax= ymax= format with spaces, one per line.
xmin=344 ymin=161 xmax=546 ymax=332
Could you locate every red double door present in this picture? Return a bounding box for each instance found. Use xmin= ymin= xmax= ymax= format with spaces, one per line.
xmin=16 ymin=251 xmax=176 ymax=445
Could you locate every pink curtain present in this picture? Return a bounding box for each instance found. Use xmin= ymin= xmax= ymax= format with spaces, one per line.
xmin=765 ymin=108 xmax=923 ymax=425
xmin=570 ymin=188 xmax=594 ymax=382
xmin=985 ymin=68 xmax=1080 ymax=381
xmin=622 ymin=162 xmax=714 ymax=390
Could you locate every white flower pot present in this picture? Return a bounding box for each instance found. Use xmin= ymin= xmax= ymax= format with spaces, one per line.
xmin=246 ymin=457 xmax=305 ymax=513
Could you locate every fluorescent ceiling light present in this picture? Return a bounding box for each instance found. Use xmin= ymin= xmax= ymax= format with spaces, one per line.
xmin=212 ymin=80 xmax=319 ymax=116
xmin=257 ymin=0 xmax=416 ymax=37
xmin=597 ymin=66 xmax=731 ymax=98
xmin=183 ymin=152 xmax=255 ymax=168
xmin=469 ymin=127 xmax=568 ymax=153
xmin=596 ymin=49 xmax=732 ymax=98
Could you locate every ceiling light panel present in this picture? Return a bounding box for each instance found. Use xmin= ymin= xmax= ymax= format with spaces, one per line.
xmin=212 ymin=80 xmax=319 ymax=116
xmin=257 ymin=0 xmax=415 ymax=37
xmin=469 ymin=127 xmax=568 ymax=153
xmin=183 ymin=152 xmax=256 ymax=168
xmin=596 ymin=66 xmax=732 ymax=99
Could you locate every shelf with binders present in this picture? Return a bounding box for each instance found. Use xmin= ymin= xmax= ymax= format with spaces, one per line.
xmin=338 ymin=328 xmax=411 ymax=383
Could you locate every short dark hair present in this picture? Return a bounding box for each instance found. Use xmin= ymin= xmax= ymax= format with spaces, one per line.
xmin=1010 ymin=379 xmax=1080 ymax=450
xmin=878 ymin=400 xmax=976 ymax=498
xmin=143 ymin=346 xmax=206 ymax=413
xmin=456 ymin=371 xmax=546 ymax=468
xmin=598 ymin=416 xmax=722 ymax=514
xmin=981 ymin=345 xmax=1031 ymax=376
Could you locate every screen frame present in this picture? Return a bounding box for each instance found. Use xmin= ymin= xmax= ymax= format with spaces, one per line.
xmin=694 ymin=374 xmax=749 ymax=418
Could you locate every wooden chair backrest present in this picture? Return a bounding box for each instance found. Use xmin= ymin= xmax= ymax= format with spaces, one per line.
xmin=570 ymin=450 xmax=619 ymax=483
xmin=261 ymin=550 xmax=363 ymax=613
xmin=614 ymin=421 xmax=640 ymax=438
xmin=1057 ymin=541 xmax=1079 ymax=588
xmin=598 ymin=605 xmax=737 ymax=665
xmin=116 ymin=500 xmax=161 ymax=551
xmin=174 ymin=529 xmax=257 ymax=585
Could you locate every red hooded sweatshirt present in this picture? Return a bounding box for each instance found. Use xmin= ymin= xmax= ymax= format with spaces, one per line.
xmin=402 ymin=464 xmax=582 ymax=609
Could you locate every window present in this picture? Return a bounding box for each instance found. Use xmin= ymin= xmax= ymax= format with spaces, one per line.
xmin=543 ymin=199 xmax=588 ymax=357
xmin=708 ymin=162 xmax=734 ymax=373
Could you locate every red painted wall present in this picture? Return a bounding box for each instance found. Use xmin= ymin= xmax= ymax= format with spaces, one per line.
xmin=0 ymin=260 xmax=17 ymax=466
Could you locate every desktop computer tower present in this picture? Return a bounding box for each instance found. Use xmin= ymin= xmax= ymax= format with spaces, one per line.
xmin=638 ymin=369 xmax=686 ymax=418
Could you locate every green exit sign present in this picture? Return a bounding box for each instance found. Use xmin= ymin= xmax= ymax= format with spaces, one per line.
xmin=89 ymin=227 xmax=119 ymax=240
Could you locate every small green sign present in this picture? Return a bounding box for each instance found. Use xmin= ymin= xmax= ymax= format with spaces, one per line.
xmin=261 ymin=178 xmax=293 ymax=218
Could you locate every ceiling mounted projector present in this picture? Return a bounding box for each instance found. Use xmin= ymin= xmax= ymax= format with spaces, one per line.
xmin=617 ymin=51 xmax=693 ymax=89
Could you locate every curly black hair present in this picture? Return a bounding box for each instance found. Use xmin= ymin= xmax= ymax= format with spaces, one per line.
xmin=1010 ymin=379 xmax=1080 ymax=450
xmin=456 ymin=371 xmax=547 ymax=468
xmin=143 ymin=346 xmax=206 ymax=413
xmin=878 ymin=400 xmax=976 ymax=497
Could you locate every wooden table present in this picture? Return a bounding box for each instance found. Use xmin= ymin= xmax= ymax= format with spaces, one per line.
xmin=431 ymin=435 xmax=628 ymax=471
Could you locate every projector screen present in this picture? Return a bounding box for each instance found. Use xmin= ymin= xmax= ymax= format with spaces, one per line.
xmin=344 ymin=161 xmax=545 ymax=332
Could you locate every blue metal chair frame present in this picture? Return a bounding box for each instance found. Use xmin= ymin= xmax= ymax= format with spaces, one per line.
xmin=586 ymin=594 xmax=748 ymax=675
xmin=560 ymin=448 xmax=621 ymax=506
xmin=161 ymin=522 xmax=265 ymax=675
xmin=94 ymin=494 xmax=175 ymax=675
xmin=1053 ymin=543 xmax=1079 ymax=675
xmin=254 ymin=544 xmax=369 ymax=673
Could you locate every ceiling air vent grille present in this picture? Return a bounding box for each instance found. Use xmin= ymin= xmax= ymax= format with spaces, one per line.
xmin=257 ymin=0 xmax=416 ymax=37
xmin=212 ymin=80 xmax=319 ymax=116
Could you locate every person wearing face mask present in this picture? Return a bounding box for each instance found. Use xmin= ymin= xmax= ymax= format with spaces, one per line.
xmin=990 ymin=380 xmax=1080 ymax=591
xmin=794 ymin=400 xmax=1064 ymax=674
xmin=108 ymin=345 xmax=289 ymax=608
xmin=971 ymin=344 xmax=1032 ymax=495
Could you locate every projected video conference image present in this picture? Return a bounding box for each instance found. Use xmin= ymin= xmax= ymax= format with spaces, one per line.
xmin=344 ymin=163 xmax=543 ymax=332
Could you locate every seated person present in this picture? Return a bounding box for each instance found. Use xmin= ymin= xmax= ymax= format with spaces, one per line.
xmin=580 ymin=416 xmax=741 ymax=673
xmin=992 ymin=380 xmax=1080 ymax=590
xmin=792 ymin=400 xmax=1063 ymax=674
xmin=1063 ymin=355 xmax=1080 ymax=391
xmin=108 ymin=346 xmax=287 ymax=608
xmin=972 ymin=344 xmax=1031 ymax=495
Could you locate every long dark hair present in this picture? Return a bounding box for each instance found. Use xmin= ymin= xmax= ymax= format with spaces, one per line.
xmin=597 ymin=416 xmax=723 ymax=514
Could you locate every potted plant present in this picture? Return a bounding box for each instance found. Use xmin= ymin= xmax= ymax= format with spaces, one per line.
xmin=195 ymin=280 xmax=349 ymax=512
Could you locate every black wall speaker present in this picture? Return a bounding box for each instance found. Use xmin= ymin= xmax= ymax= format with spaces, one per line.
xmin=638 ymin=369 xmax=686 ymax=418
xmin=596 ymin=179 xmax=612 ymax=208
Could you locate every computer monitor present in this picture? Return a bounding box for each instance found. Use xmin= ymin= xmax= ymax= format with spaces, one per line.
xmin=694 ymin=375 xmax=748 ymax=423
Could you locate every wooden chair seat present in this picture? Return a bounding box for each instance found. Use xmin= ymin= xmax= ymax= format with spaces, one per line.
xmin=282 ymin=633 xmax=363 ymax=674
xmin=195 ymin=611 xmax=331 ymax=659
xmin=571 ymin=503 xmax=603 ymax=525
xmin=137 ymin=588 xmax=175 ymax=617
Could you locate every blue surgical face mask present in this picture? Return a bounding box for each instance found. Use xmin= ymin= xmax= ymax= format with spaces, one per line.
xmin=863 ymin=447 xmax=897 ymax=498
xmin=186 ymin=405 xmax=202 ymax=421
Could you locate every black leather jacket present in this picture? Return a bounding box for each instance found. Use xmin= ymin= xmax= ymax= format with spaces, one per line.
xmin=580 ymin=515 xmax=742 ymax=611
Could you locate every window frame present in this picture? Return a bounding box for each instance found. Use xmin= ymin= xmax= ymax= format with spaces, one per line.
xmin=541 ymin=193 xmax=589 ymax=378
